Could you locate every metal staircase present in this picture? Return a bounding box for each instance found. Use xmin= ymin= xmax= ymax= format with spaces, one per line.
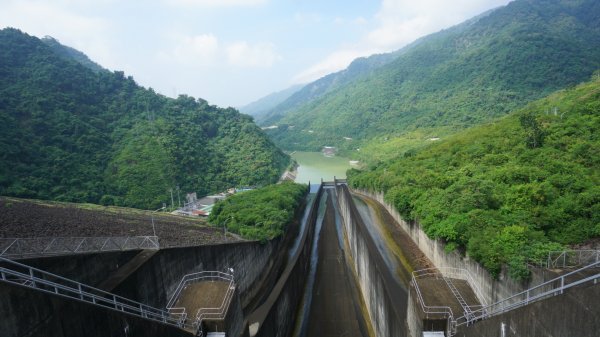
xmin=443 ymin=276 xmax=474 ymax=322
xmin=0 ymin=256 xmax=193 ymax=331
xmin=455 ymin=260 xmax=600 ymax=328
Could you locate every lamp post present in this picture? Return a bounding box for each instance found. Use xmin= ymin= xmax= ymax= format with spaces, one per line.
xmin=151 ymin=206 xmax=166 ymax=237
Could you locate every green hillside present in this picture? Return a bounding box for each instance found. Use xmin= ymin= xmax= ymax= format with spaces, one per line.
xmin=349 ymin=76 xmax=600 ymax=279
xmin=209 ymin=182 xmax=307 ymax=242
xmin=265 ymin=0 xmax=600 ymax=154
xmin=258 ymin=50 xmax=402 ymax=125
xmin=0 ymin=28 xmax=289 ymax=209
xmin=239 ymin=84 xmax=303 ymax=119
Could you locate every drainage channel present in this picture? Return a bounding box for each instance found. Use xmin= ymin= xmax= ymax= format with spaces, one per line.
xmin=293 ymin=187 xmax=372 ymax=337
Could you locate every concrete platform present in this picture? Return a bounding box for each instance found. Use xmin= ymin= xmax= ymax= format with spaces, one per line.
xmin=414 ymin=276 xmax=481 ymax=321
xmin=174 ymin=281 xmax=231 ymax=314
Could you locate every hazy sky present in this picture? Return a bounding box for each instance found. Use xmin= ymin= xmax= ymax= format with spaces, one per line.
xmin=1 ymin=0 xmax=512 ymax=107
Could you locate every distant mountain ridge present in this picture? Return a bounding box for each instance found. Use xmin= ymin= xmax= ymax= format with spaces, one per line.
xmin=264 ymin=0 xmax=600 ymax=152
xmin=239 ymin=84 xmax=303 ymax=120
xmin=259 ymin=50 xmax=403 ymax=125
xmin=41 ymin=36 xmax=106 ymax=73
xmin=0 ymin=28 xmax=288 ymax=209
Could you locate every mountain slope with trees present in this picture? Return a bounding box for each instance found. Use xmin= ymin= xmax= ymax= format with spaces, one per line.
xmin=265 ymin=0 xmax=600 ymax=153
xmin=0 ymin=28 xmax=289 ymax=209
xmin=257 ymin=49 xmax=403 ymax=125
xmin=349 ymin=76 xmax=600 ymax=279
xmin=239 ymin=84 xmax=303 ymax=120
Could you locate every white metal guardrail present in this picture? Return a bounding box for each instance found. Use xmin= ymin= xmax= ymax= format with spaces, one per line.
xmin=0 ymin=236 xmax=159 ymax=259
xmin=411 ymin=268 xmax=487 ymax=336
xmin=455 ymin=260 xmax=600 ymax=328
xmin=540 ymin=250 xmax=600 ymax=269
xmin=0 ymin=256 xmax=191 ymax=330
xmin=166 ymin=270 xmax=235 ymax=336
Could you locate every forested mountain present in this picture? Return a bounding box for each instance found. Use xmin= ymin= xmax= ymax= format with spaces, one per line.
xmin=349 ymin=76 xmax=600 ymax=279
xmin=265 ymin=0 xmax=600 ymax=152
xmin=41 ymin=36 xmax=106 ymax=73
xmin=258 ymin=49 xmax=402 ymax=125
xmin=0 ymin=28 xmax=289 ymax=209
xmin=239 ymin=84 xmax=303 ymax=120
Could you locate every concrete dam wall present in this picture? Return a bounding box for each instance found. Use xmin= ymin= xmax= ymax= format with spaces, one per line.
xmin=0 ymin=237 xmax=283 ymax=337
xmin=2 ymin=183 xmax=597 ymax=337
xmin=336 ymin=184 xmax=408 ymax=337
xmin=250 ymin=185 xmax=323 ymax=337
xmin=354 ymin=189 xmax=561 ymax=305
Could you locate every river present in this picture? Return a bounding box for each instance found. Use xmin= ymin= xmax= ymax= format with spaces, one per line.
xmin=291 ymin=151 xmax=352 ymax=184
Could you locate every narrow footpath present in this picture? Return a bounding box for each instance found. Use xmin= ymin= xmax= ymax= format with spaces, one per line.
xmin=305 ymin=189 xmax=370 ymax=337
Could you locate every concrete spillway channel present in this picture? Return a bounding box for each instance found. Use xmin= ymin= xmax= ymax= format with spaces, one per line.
xmin=0 ymin=183 xmax=491 ymax=337
xmin=296 ymin=187 xmax=372 ymax=337
xmin=251 ymin=183 xmax=437 ymax=337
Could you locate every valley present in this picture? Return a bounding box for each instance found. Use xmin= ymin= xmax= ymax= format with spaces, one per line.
xmin=0 ymin=0 xmax=599 ymax=336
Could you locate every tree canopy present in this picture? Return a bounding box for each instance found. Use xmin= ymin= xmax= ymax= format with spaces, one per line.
xmin=0 ymin=28 xmax=289 ymax=209
xmin=208 ymin=182 xmax=307 ymax=242
xmin=349 ymin=77 xmax=600 ymax=279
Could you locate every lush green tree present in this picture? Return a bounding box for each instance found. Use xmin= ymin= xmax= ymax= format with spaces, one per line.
xmin=208 ymin=182 xmax=307 ymax=242
xmin=0 ymin=28 xmax=289 ymax=209
xmin=349 ymin=77 xmax=600 ymax=279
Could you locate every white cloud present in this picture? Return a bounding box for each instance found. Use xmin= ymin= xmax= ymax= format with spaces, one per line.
xmin=294 ymin=12 xmax=323 ymax=25
xmin=164 ymin=0 xmax=267 ymax=7
xmin=160 ymin=34 xmax=220 ymax=66
xmin=292 ymin=49 xmax=377 ymax=84
xmin=293 ymin=0 xmax=512 ymax=83
xmin=333 ymin=16 xmax=368 ymax=26
xmin=0 ymin=0 xmax=116 ymax=68
xmin=226 ymin=41 xmax=281 ymax=67
xmin=354 ymin=17 xmax=368 ymax=25
xmin=159 ymin=34 xmax=280 ymax=68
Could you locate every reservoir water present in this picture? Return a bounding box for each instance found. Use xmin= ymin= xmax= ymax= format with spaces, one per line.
xmin=291 ymin=151 xmax=352 ymax=184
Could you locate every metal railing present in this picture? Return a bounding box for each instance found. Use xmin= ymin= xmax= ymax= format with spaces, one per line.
xmin=411 ymin=268 xmax=487 ymax=336
xmin=0 ymin=256 xmax=190 ymax=329
xmin=411 ymin=271 xmax=457 ymax=335
xmin=0 ymin=236 xmax=159 ymax=259
xmin=541 ymin=250 xmax=600 ymax=269
xmin=455 ymin=261 xmax=600 ymax=328
xmin=166 ymin=270 xmax=235 ymax=335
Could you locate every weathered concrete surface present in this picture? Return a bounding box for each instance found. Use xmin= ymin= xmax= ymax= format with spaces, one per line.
xmin=174 ymin=281 xmax=230 ymax=317
xmin=337 ymin=185 xmax=408 ymax=337
xmin=455 ymin=282 xmax=600 ymax=337
xmin=250 ymin=185 xmax=323 ymax=337
xmin=354 ymin=189 xmax=561 ymax=305
xmin=305 ymin=189 xmax=370 ymax=337
xmin=97 ymin=249 xmax=158 ymax=291
xmin=0 ymin=237 xmax=281 ymax=337
xmin=0 ymin=281 xmax=193 ymax=337
xmin=416 ymin=278 xmax=480 ymax=317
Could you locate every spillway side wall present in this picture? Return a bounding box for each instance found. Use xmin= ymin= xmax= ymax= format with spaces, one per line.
xmin=0 ymin=281 xmax=193 ymax=337
xmin=455 ymin=282 xmax=600 ymax=337
xmin=337 ymin=184 xmax=407 ymax=337
xmin=353 ymin=189 xmax=558 ymax=305
xmin=116 ymin=239 xmax=281 ymax=309
xmin=0 ymin=238 xmax=280 ymax=337
xmin=254 ymin=185 xmax=323 ymax=337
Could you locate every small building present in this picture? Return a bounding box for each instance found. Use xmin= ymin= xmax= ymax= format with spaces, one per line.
xmin=192 ymin=210 xmax=209 ymax=217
